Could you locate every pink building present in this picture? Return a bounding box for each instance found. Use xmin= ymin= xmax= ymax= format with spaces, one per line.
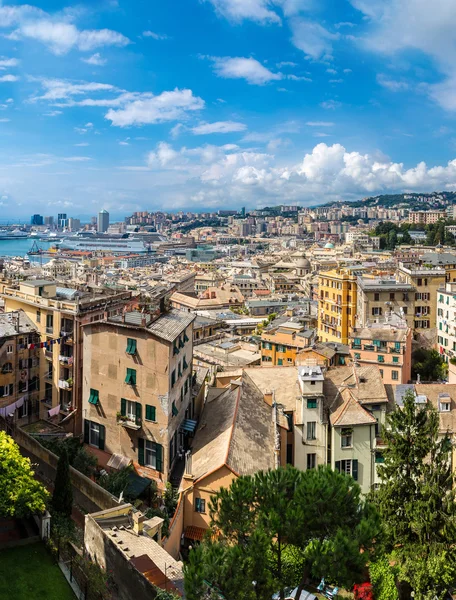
xmin=349 ymin=320 xmax=412 ymax=385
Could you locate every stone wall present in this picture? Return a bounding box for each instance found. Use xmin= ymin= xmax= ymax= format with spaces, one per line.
xmin=14 ymin=426 xmax=118 ymax=514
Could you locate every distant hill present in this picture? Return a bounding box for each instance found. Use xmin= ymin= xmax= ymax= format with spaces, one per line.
xmin=318 ymin=191 xmax=456 ymax=209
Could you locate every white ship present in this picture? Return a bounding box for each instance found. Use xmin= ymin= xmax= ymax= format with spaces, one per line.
xmin=58 ymin=232 xmax=150 ymax=253
xmin=0 ymin=228 xmax=29 ymax=240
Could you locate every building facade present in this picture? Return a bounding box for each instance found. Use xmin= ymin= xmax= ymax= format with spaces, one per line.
xmin=318 ymin=269 xmax=358 ymax=344
xmin=82 ymin=309 xmax=195 ymax=486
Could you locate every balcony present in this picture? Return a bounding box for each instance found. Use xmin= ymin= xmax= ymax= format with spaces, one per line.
xmin=364 ymin=344 xmax=375 ymax=351
xmin=58 ymin=379 xmax=73 ymax=390
xmin=59 ymin=355 xmax=73 ymax=365
xmin=118 ymin=416 xmax=141 ymax=431
xmin=351 ymin=344 xmax=362 ymax=350
xmin=46 ymin=326 xmax=54 ymax=335
xmin=374 ymin=437 xmax=387 ymax=449
xmin=45 ymin=350 xmax=53 ymax=360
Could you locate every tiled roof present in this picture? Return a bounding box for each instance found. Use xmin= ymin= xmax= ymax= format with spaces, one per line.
xmin=147 ymin=310 xmax=195 ymax=342
xmin=330 ymin=391 xmax=377 ymax=427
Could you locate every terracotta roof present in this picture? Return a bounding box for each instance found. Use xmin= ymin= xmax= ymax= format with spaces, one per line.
xmin=330 ymin=391 xmax=378 ymax=427
xmin=184 ymin=526 xmax=206 ymax=541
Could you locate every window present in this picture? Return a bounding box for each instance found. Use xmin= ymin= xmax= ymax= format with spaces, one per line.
xmin=392 ymin=370 xmax=399 ymax=381
xmin=145 ymin=405 xmax=156 ymax=421
xmin=440 ymin=401 xmax=451 ymax=412
xmin=84 ymin=420 xmax=105 ymax=450
xmin=138 ymin=439 xmax=163 ymax=471
xmin=372 ymin=307 xmax=382 ymax=316
xmin=195 ymin=498 xmax=206 ymax=513
xmin=354 ymin=353 xmax=361 ymax=360
xmin=126 ymin=338 xmax=137 ymax=355
xmin=378 ymin=355 xmax=385 ymax=363
xmin=171 ymin=369 xmax=176 ymax=386
xmin=1 ymin=362 xmax=12 ymax=373
xmin=307 ymin=453 xmax=316 ymax=470
xmin=18 ymin=401 xmax=28 ymax=419
xmin=173 ymin=341 xmax=180 ymax=355
xmin=341 ymin=427 xmax=353 ymax=448
xmin=126 ymin=399 xmax=136 ymax=422
xmin=393 ymin=356 xmax=399 ymax=363
xmin=0 ymin=384 xmax=13 ymax=397
xmin=307 ymin=399 xmax=317 ymax=409
xmin=335 ymin=459 xmax=358 ymax=481
xmin=36 ymin=310 xmax=41 ymax=323
xmin=88 ymin=389 xmax=99 ymax=405
xmin=125 ymin=368 xmax=136 ymax=385
xmin=374 ymin=293 xmax=380 ymax=301
xmin=306 ymin=421 xmax=316 ymax=440
xmin=6 ymin=345 xmax=13 ymax=354
xmin=390 ymin=293 xmax=395 ymax=301
xmin=172 ymin=401 xmax=178 ymax=417
xmin=375 ymin=452 xmax=384 ymax=464
xmin=379 ymin=369 xmax=384 ymax=378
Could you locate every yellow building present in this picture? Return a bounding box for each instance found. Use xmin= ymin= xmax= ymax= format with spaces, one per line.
xmin=318 ymin=269 xmax=358 ymax=344
xmin=261 ymin=321 xmax=315 ymax=366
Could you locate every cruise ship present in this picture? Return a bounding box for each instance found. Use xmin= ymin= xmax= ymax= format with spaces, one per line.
xmin=58 ymin=232 xmax=150 ymax=254
xmin=0 ymin=228 xmax=29 ymax=240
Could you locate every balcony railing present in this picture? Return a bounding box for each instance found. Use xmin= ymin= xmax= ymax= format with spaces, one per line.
xmin=46 ymin=326 xmax=54 ymax=334
xmin=58 ymin=379 xmax=73 ymax=390
xmin=58 ymin=355 xmax=73 ymax=365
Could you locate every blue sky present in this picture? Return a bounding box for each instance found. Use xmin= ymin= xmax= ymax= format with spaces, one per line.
xmin=1 ymin=0 xmax=456 ymax=218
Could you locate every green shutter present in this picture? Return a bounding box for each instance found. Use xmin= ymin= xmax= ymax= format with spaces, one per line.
xmin=145 ymin=405 xmax=156 ymax=421
xmin=171 ymin=370 xmax=176 ymax=387
xmin=88 ymin=389 xmax=99 ymax=405
xmin=172 ymin=401 xmax=178 ymax=416
xmin=84 ymin=419 xmax=89 ymax=444
xmin=179 ymin=335 xmax=185 ymax=349
xmin=138 ymin=438 xmax=145 ymax=466
xmin=155 ymin=443 xmax=163 ymax=472
xmin=335 ymin=460 xmax=341 ymax=473
xmin=183 ymin=357 xmax=188 ymax=370
xmin=121 ymin=397 xmax=127 ymax=417
xmin=184 ymin=332 xmax=189 ymax=343
xmin=352 ymin=459 xmax=358 ymax=481
xmin=125 ymin=368 xmax=136 ymax=385
xmin=173 ymin=342 xmax=179 ymax=355
xmin=307 ymin=399 xmax=317 ymax=409
xmin=135 ymin=402 xmax=142 ymax=424
xmin=99 ymin=424 xmax=105 ymax=451
xmin=126 ymin=338 xmax=137 ymax=355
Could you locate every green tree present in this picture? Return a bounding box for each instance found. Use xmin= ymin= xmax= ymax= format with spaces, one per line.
xmin=411 ymin=348 xmax=447 ymax=382
xmin=372 ymin=390 xmax=456 ymax=599
xmin=51 ymin=446 xmax=73 ymax=519
xmin=0 ymin=431 xmax=49 ymax=517
xmin=386 ymin=230 xmax=398 ymax=250
xmin=184 ymin=466 xmax=379 ymax=600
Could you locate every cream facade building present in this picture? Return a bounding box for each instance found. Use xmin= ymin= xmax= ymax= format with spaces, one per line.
xmin=82 ymin=309 xmax=195 ymax=486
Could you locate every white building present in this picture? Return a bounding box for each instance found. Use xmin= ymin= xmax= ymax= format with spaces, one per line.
xmin=437 ymin=282 xmax=456 ymax=382
xmin=98 ymin=209 xmax=109 ymax=233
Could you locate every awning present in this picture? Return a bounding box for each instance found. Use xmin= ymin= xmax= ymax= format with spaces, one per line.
xmin=125 ymin=472 xmax=152 ymax=499
xmin=180 ymin=419 xmax=197 ymax=433
xmin=185 ymin=526 xmax=206 ymax=541
xmin=107 ymin=453 xmax=132 ymax=470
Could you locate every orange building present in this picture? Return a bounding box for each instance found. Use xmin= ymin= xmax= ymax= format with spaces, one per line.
xmin=261 ymin=321 xmax=316 ymax=366
xmin=318 ymin=268 xmax=358 ymax=344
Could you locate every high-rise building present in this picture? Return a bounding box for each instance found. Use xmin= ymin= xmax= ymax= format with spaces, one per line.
xmin=44 ymin=216 xmax=54 ymax=226
xmin=30 ymin=214 xmax=43 ymax=226
xmin=57 ymin=213 xmax=67 ymax=228
xmin=68 ymin=218 xmax=81 ymax=231
xmin=98 ymin=209 xmax=109 ymax=233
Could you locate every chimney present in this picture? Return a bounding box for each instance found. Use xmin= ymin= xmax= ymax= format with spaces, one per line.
xmin=132 ymin=511 xmax=145 ymax=535
xmin=263 ymin=391 xmax=273 ymax=406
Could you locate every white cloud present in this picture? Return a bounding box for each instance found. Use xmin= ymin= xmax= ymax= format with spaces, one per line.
xmin=191 ymin=121 xmax=247 ymax=135
xmin=204 ymin=0 xmax=281 ymax=24
xmin=0 ymin=118 xmax=10 ymax=122
xmin=10 ymin=20 xmax=130 ymax=55
xmin=376 ymin=74 xmax=409 ymax=91
xmin=290 ymin=18 xmax=339 ymax=59
xmin=0 ymin=57 xmax=19 ymax=70
xmin=211 ymin=56 xmax=282 ymax=85
xmin=142 ymin=31 xmax=169 ymax=40
xmin=82 ymin=53 xmax=107 ymax=66
xmin=105 ymin=88 xmax=205 ymax=127
xmin=306 ymin=121 xmax=334 ymax=126
xmin=33 ymin=78 xmax=117 ymax=101
xmin=277 ymin=61 xmax=298 ymax=68
xmin=343 ymin=68 xmax=352 ymax=73
xmin=0 ymin=74 xmax=18 ymax=82
xmin=74 ymin=142 xmax=89 ymax=146
xmin=320 ymin=100 xmax=341 ymax=109
xmin=44 ymin=110 xmax=62 ymax=117
xmin=63 ymin=156 xmax=91 ymax=162
xmin=326 ymin=68 xmax=337 ymax=74
xmin=349 ymin=0 xmax=456 ymax=110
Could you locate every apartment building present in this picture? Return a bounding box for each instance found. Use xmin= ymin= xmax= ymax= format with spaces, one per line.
xmin=408 ymin=210 xmax=446 ymax=225
xmin=0 ymin=311 xmax=40 ymax=425
xmin=436 ymin=282 xmax=456 ymax=381
xmin=317 ymin=268 xmax=358 ymax=344
xmin=397 ymin=264 xmax=446 ymax=338
xmin=82 ymin=308 xmax=195 ymax=486
xmin=349 ymin=319 xmax=412 ymax=384
xmin=1 ymin=279 xmax=131 ymax=429
xmin=261 ymin=321 xmax=316 ymax=365
xmin=356 ymin=277 xmax=415 ymax=330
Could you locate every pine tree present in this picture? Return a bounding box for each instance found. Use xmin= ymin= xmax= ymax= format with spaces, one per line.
xmin=184 ymin=466 xmax=379 ymax=600
xmin=372 ymin=390 xmax=456 ymax=599
xmin=51 ymin=446 xmax=73 ymax=520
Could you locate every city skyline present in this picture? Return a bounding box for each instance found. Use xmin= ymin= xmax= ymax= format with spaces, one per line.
xmin=0 ymin=1 xmax=456 ymax=215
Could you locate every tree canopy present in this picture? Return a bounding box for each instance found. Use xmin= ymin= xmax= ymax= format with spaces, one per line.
xmin=411 ymin=348 xmax=447 ymax=382
xmin=372 ymin=389 xmax=456 ymax=599
xmin=51 ymin=446 xmax=73 ymax=520
xmin=0 ymin=431 xmax=49 ymax=517
xmin=184 ymin=466 xmax=379 ymax=600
